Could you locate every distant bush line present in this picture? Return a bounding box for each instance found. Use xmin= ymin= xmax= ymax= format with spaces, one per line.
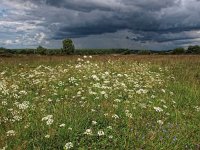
xmin=0 ymin=45 xmax=200 ymax=57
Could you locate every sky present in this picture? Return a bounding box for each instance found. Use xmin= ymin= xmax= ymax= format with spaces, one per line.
xmin=1 ymin=0 xmax=200 ymax=50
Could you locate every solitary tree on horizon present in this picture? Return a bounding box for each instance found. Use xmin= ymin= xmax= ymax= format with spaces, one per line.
xmin=62 ymin=39 xmax=75 ymax=54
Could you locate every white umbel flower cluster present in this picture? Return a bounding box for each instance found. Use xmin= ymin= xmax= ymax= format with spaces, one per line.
xmin=64 ymin=142 xmax=73 ymax=150
xmin=42 ymin=115 xmax=54 ymax=126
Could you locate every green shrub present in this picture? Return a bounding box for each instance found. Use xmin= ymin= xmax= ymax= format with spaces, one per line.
xmin=172 ymin=47 xmax=185 ymax=54
xmin=187 ymin=45 xmax=200 ymax=54
xmin=36 ymin=46 xmax=47 ymax=55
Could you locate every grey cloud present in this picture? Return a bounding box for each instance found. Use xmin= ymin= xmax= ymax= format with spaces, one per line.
xmin=1 ymin=0 xmax=200 ymax=49
xmin=127 ymin=31 xmax=200 ymax=43
xmin=25 ymin=0 xmax=181 ymax=12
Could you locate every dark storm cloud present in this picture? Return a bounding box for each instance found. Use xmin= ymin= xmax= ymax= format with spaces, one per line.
xmin=1 ymin=0 xmax=200 ymax=49
xmin=127 ymin=31 xmax=200 ymax=43
xmin=36 ymin=0 xmax=200 ymax=42
xmin=54 ymin=23 xmax=127 ymax=39
xmin=44 ymin=0 xmax=114 ymax=12
xmin=26 ymin=0 xmax=180 ymax=12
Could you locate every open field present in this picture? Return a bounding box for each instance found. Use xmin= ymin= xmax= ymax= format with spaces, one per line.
xmin=0 ymin=55 xmax=200 ymax=150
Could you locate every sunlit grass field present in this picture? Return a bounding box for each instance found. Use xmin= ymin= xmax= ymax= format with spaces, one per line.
xmin=0 ymin=55 xmax=200 ymax=150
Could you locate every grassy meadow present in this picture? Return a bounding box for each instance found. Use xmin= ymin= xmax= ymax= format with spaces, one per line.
xmin=0 ymin=55 xmax=200 ymax=150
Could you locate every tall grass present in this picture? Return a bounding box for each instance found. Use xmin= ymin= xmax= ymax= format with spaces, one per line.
xmin=0 ymin=55 xmax=199 ymax=149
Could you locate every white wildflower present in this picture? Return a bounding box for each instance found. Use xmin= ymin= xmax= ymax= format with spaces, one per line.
xmin=163 ymin=105 xmax=168 ymax=109
xmin=97 ymin=130 xmax=105 ymax=136
xmin=160 ymin=99 xmax=166 ymax=103
xmin=59 ymin=124 xmax=66 ymax=127
xmin=48 ymin=98 xmax=53 ymax=102
xmin=194 ymin=106 xmax=200 ymax=112
xmin=161 ymin=89 xmax=166 ymax=93
xmin=77 ymin=58 xmax=83 ymax=61
xmin=136 ymin=89 xmax=148 ymax=94
xmin=100 ymin=91 xmax=106 ymax=95
xmin=45 ymin=134 xmax=50 ymax=138
xmin=24 ymin=123 xmax=30 ymax=129
xmin=2 ymin=101 xmax=7 ymax=106
xmin=92 ymin=121 xmax=97 ymax=125
xmin=13 ymin=115 xmax=22 ymax=121
xmin=17 ymin=101 xmax=29 ymax=110
xmin=19 ymin=90 xmax=27 ymax=95
xmin=84 ymin=129 xmax=93 ymax=135
xmin=117 ymin=74 xmax=123 ymax=77
xmin=46 ymin=119 xmax=54 ymax=125
xmin=42 ymin=115 xmax=53 ymax=121
xmin=172 ymin=101 xmax=176 ymax=104
xmin=108 ymin=135 xmax=113 ymax=139
xmin=113 ymin=104 xmax=118 ymax=108
xmin=42 ymin=115 xmax=54 ymax=126
xmin=6 ymin=130 xmax=15 ymax=136
xmin=64 ymin=142 xmax=73 ymax=150
xmin=125 ymin=112 xmax=133 ymax=118
xmin=107 ymin=126 xmax=112 ymax=130
xmin=153 ymin=107 xmax=163 ymax=112
xmin=0 ymin=145 xmax=7 ymax=150
xmin=157 ymin=120 xmax=164 ymax=125
xmin=104 ymin=113 xmax=109 ymax=116
xmin=91 ymin=109 xmax=96 ymax=112
xmin=114 ymin=99 xmax=121 ymax=103
xmin=68 ymin=127 xmax=72 ymax=130
xmin=112 ymin=114 xmax=119 ymax=119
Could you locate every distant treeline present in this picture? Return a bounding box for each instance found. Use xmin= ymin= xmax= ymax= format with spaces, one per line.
xmin=0 ymin=45 xmax=200 ymax=56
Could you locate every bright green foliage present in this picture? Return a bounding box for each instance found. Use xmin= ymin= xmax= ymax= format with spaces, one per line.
xmin=62 ymin=39 xmax=75 ymax=54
